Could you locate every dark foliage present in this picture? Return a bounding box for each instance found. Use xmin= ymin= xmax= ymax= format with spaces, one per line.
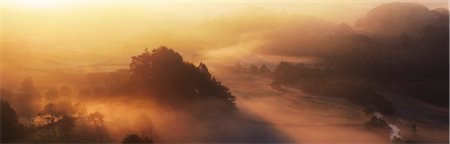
xmin=16 ymin=78 xmax=42 ymax=117
xmin=258 ymin=64 xmax=271 ymax=74
xmin=122 ymin=134 xmax=154 ymax=143
xmin=29 ymin=102 xmax=110 ymax=143
xmin=129 ymin=46 xmax=237 ymax=115
xmin=0 ymin=100 xmax=26 ymax=143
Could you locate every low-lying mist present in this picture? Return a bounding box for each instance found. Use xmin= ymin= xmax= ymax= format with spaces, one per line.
xmin=1 ymin=1 xmax=449 ymax=143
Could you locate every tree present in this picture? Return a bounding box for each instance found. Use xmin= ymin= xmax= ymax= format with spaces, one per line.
xmin=40 ymin=102 xmax=77 ymax=123
xmin=128 ymin=46 xmax=236 ymax=115
xmin=121 ymin=134 xmax=154 ymax=144
xmin=57 ymin=116 xmax=76 ymax=142
xmin=19 ymin=78 xmax=40 ymax=97
xmin=1 ymin=100 xmax=25 ymax=143
xmin=41 ymin=103 xmax=66 ymax=124
xmin=87 ymin=112 xmax=109 ymax=142
xmin=259 ymin=64 xmax=270 ymax=74
xmin=39 ymin=102 xmax=78 ymax=137
xmin=249 ymin=64 xmax=258 ymax=74
xmin=16 ymin=78 xmax=41 ymax=118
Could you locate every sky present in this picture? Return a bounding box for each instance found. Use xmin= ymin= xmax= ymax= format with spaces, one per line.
xmin=2 ymin=0 xmax=448 ymax=23
xmin=2 ymin=0 xmax=448 ymax=45
xmin=0 ymin=0 xmax=448 ymax=85
xmin=2 ymin=0 xmax=447 ymax=45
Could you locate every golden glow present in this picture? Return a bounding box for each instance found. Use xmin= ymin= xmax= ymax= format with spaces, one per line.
xmin=1 ymin=1 xmax=448 ymax=143
xmin=6 ymin=0 xmax=70 ymax=8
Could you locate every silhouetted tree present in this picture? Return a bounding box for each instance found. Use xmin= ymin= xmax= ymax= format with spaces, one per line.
xmin=87 ymin=112 xmax=109 ymax=142
xmin=59 ymin=117 xmax=76 ymax=141
xmin=0 ymin=88 xmax=14 ymax=102
xmin=16 ymin=78 xmax=41 ymax=118
xmin=121 ymin=134 xmax=154 ymax=143
xmin=249 ymin=64 xmax=258 ymax=74
xmin=43 ymin=103 xmax=56 ymax=122
xmin=19 ymin=78 xmax=40 ymax=97
xmin=128 ymin=46 xmax=236 ymax=115
xmin=259 ymin=64 xmax=270 ymax=74
xmin=31 ymin=103 xmax=109 ymax=143
xmin=1 ymin=100 xmax=25 ymax=143
xmin=39 ymin=103 xmax=59 ymax=141
xmin=40 ymin=102 xmax=77 ymax=122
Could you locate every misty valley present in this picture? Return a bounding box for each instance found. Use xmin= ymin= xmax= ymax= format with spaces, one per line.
xmin=1 ymin=1 xmax=449 ymax=143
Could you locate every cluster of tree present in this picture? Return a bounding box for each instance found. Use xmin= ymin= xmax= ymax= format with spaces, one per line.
xmin=271 ymin=62 xmax=394 ymax=114
xmin=1 ymin=79 xmax=110 ymax=143
xmin=1 ymin=78 xmax=42 ymax=118
xmin=77 ymin=47 xmax=237 ymax=117
xmin=121 ymin=134 xmax=154 ymax=143
xmin=1 ymin=100 xmax=27 ymax=143
xmin=1 ymin=78 xmax=73 ymax=118
xmin=0 ymin=99 xmax=111 ymax=143
xmin=128 ymin=46 xmax=237 ymax=116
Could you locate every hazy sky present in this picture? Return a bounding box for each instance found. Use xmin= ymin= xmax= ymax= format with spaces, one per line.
xmin=3 ymin=0 xmax=448 ymax=23
xmin=0 ymin=0 xmax=448 ymax=76
xmin=0 ymin=2 xmax=448 ymax=142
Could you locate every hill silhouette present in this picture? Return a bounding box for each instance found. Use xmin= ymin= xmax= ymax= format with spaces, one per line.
xmin=268 ymin=2 xmax=448 ymax=109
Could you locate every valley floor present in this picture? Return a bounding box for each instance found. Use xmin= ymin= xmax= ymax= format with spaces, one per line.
xmin=218 ymin=73 xmax=449 ymax=143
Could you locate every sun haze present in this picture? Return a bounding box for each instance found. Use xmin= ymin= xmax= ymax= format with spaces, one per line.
xmin=1 ymin=0 xmax=449 ymax=143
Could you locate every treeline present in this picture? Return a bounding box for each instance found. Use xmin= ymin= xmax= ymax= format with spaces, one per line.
xmin=0 ymin=78 xmax=110 ymax=143
xmin=0 ymin=98 xmax=110 ymax=143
